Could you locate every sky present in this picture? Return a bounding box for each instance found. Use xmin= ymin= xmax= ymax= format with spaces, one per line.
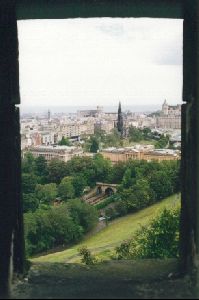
xmin=17 ymin=18 xmax=183 ymax=108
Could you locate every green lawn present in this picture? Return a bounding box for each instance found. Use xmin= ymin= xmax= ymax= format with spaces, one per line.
xmin=32 ymin=194 xmax=180 ymax=263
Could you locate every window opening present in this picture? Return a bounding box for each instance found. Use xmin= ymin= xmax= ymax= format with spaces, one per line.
xmin=17 ymin=17 xmax=183 ymax=265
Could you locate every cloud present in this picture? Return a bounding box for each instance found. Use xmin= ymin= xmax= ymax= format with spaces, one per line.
xmin=18 ymin=18 xmax=183 ymax=107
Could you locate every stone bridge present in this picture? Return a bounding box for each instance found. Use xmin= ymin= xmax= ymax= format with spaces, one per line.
xmin=96 ymin=182 xmax=118 ymax=196
xmin=82 ymin=182 xmax=118 ymax=205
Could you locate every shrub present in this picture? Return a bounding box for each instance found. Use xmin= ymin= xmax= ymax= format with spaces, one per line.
xmin=115 ymin=206 xmax=180 ymax=260
xmin=115 ymin=241 xmax=132 ymax=260
xmin=78 ymin=246 xmax=97 ymax=265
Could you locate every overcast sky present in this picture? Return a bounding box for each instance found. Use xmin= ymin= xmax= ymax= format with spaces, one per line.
xmin=17 ymin=18 xmax=183 ymax=107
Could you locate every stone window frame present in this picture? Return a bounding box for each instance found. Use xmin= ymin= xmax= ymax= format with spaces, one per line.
xmin=0 ymin=0 xmax=199 ymax=297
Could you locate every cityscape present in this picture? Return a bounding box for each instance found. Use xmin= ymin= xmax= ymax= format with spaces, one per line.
xmin=21 ymin=100 xmax=181 ymax=164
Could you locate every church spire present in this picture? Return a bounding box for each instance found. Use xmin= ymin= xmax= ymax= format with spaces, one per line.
xmin=117 ymin=101 xmax=124 ymax=137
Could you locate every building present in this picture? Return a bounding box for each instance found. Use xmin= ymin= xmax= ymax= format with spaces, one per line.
xmin=94 ymin=120 xmax=115 ymax=134
xmin=101 ymin=146 xmax=180 ymax=164
xmin=59 ymin=123 xmax=81 ymax=139
xmin=77 ymin=106 xmax=103 ymax=118
xmin=162 ymin=100 xmax=181 ymax=116
xmin=101 ymin=147 xmax=143 ymax=163
xmin=40 ymin=132 xmax=55 ymax=145
xmin=156 ymin=100 xmax=181 ymax=129
xmin=29 ymin=145 xmax=83 ymax=162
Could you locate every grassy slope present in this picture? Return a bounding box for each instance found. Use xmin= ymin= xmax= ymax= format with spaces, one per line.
xmin=33 ymin=194 xmax=180 ymax=263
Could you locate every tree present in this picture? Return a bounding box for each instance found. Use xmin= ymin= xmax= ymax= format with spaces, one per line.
xmin=35 ymin=183 xmax=58 ymax=205
xmin=66 ymin=156 xmax=94 ymax=175
xmin=58 ymin=177 xmax=75 ymax=201
xmin=58 ymin=137 xmax=71 ymax=146
xmin=104 ymin=128 xmax=121 ymax=147
xmin=22 ymin=152 xmax=35 ymax=173
xmin=142 ymin=127 xmax=152 ymax=140
xmin=108 ymin=161 xmax=127 ymax=184
xmin=155 ymin=134 xmax=170 ymax=149
xmin=47 ymin=206 xmax=83 ymax=246
xmin=93 ymin=154 xmax=112 ymax=183
xmin=22 ymin=173 xmax=38 ymax=194
xmin=23 ymin=193 xmax=40 ymax=213
xmin=68 ymin=199 xmax=98 ymax=232
xmin=90 ymin=137 xmax=99 ymax=153
xmin=65 ymin=156 xmax=96 ymax=186
xmin=128 ymin=126 xmax=143 ymax=142
xmin=47 ymin=159 xmax=68 ymax=184
xmin=117 ymin=101 xmax=124 ymax=137
xmin=119 ymin=179 xmax=152 ymax=212
xmin=24 ymin=206 xmax=84 ymax=256
xmin=149 ymin=170 xmax=173 ymax=200
xmin=72 ymin=175 xmax=87 ymax=197
xmin=121 ymin=168 xmax=133 ymax=189
xmin=35 ymin=156 xmax=48 ymax=178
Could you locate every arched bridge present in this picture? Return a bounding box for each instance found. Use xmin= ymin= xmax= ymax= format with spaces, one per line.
xmin=82 ymin=182 xmax=118 ymax=205
xmin=96 ymin=182 xmax=118 ymax=196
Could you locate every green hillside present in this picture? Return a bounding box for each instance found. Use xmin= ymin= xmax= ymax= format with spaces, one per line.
xmin=33 ymin=194 xmax=180 ymax=263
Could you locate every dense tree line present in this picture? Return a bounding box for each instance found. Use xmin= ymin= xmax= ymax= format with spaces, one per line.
xmin=22 ymin=153 xmax=112 ymax=212
xmin=103 ymin=160 xmax=180 ymax=219
xmin=25 ymin=199 xmax=98 ymax=256
xmin=22 ymin=153 xmax=109 ymax=256
xmin=22 ymin=153 xmax=180 ymax=215
xmin=22 ymin=152 xmax=180 ymax=256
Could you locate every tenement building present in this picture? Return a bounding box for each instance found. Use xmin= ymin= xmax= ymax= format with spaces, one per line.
xmin=156 ymin=100 xmax=181 ymax=129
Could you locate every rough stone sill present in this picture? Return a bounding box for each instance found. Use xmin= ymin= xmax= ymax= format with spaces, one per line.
xmin=12 ymin=259 xmax=195 ymax=299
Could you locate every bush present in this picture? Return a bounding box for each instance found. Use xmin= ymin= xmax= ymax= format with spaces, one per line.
xmin=115 ymin=241 xmax=132 ymax=260
xmin=78 ymin=246 xmax=97 ymax=265
xmin=115 ymin=206 xmax=180 ymax=260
